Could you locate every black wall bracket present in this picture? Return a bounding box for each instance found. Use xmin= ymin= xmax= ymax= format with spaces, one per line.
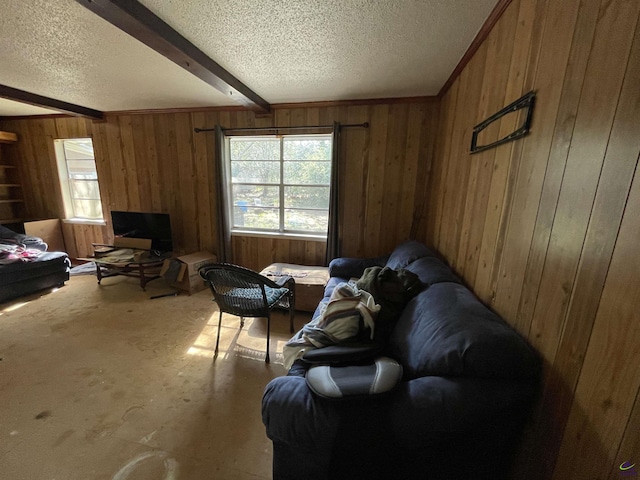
xmin=470 ymin=90 xmax=536 ymax=154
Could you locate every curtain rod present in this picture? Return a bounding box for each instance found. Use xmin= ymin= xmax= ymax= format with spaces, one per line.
xmin=193 ymin=122 xmax=369 ymax=134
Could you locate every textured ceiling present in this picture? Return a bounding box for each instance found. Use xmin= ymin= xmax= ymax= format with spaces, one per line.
xmin=0 ymin=0 xmax=498 ymax=116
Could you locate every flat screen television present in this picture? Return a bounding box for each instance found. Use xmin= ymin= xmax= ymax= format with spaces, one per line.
xmin=111 ymin=211 xmax=173 ymax=253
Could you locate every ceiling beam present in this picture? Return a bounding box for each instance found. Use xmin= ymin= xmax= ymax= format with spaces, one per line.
xmin=0 ymin=84 xmax=104 ymax=120
xmin=75 ymin=0 xmax=271 ymax=114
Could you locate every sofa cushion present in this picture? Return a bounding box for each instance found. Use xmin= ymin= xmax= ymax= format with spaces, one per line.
xmin=389 ymin=282 xmax=539 ymax=380
xmin=405 ymin=256 xmax=461 ymax=286
xmin=385 ymin=240 xmax=436 ymax=270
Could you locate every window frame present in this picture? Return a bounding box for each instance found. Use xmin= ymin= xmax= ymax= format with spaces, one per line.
xmin=225 ymin=133 xmax=332 ymax=239
xmin=54 ymin=137 xmax=105 ymax=223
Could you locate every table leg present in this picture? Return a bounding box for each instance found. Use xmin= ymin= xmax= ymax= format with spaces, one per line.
xmin=139 ymin=264 xmax=147 ymax=291
xmin=95 ymin=262 xmax=102 ymax=284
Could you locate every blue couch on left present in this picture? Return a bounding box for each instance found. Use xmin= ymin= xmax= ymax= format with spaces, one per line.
xmin=262 ymin=240 xmax=540 ymax=480
xmin=0 ymin=225 xmax=70 ymax=303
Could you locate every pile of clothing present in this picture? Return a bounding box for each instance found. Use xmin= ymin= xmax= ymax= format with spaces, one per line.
xmin=283 ymin=266 xmax=423 ymax=369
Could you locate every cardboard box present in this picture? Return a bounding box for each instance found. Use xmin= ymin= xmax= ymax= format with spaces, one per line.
xmin=161 ymin=251 xmax=217 ymax=294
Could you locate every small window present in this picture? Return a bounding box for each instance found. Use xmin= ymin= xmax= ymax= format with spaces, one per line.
xmin=227 ymin=134 xmax=332 ymax=236
xmin=54 ymin=138 xmax=103 ymax=221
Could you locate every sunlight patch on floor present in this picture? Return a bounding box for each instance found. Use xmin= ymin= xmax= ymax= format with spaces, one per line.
xmin=186 ymin=311 xmax=289 ymax=365
xmin=1 ymin=300 xmax=30 ymax=314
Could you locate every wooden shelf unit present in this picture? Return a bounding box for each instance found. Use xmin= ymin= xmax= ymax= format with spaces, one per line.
xmin=0 ymin=131 xmax=25 ymax=224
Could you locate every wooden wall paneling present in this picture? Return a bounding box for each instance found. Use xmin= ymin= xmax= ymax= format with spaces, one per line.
xmin=274 ymin=108 xmax=290 ymax=128
xmin=437 ymin=61 xmax=480 ymax=268
xmin=534 ymin=14 xmax=640 ymax=479
xmin=364 ymin=105 xmax=389 ymax=257
xmin=23 ymin=120 xmax=49 ymax=219
xmin=41 ymin=119 xmax=67 ymax=220
xmin=407 ymin=101 xmax=433 ymax=241
xmin=155 ymin=114 xmax=183 ymax=253
xmin=92 ymin=120 xmax=114 ymax=217
xmin=290 ymin=107 xmax=305 ymax=127
xmin=426 ymin=82 xmax=458 ymax=247
xmin=425 ymin=1 xmax=640 ymax=479
xmin=53 ymin=117 xmax=70 ymax=139
xmin=3 ymin=99 xmax=438 ymax=267
xmin=34 ymin=119 xmax=53 ymax=218
xmin=473 ymin=0 xmax=538 ymax=302
xmin=380 ymin=102 xmax=410 ymax=253
xmin=190 ymin=111 xmax=215 ymax=253
xmin=515 ymin=5 xmax=630 ymax=471
xmin=453 ymin=33 xmax=494 ymax=275
xmin=130 ymin=115 xmax=152 ymax=212
xmin=141 ymin=115 xmax=162 ymax=212
xmin=60 ymin=222 xmax=78 ymax=259
xmin=491 ymin=0 xmax=579 ymax=329
xmin=305 ymin=106 xmax=320 ymax=126
xmin=457 ymin=5 xmax=519 ymax=281
xmin=102 ymin=118 xmax=129 ymax=212
xmin=174 ymin=112 xmax=199 ymax=255
xmin=611 ymin=385 xmax=640 ymax=479
xmin=552 ymin=160 xmax=640 ymax=479
xmin=482 ymin=0 xmax=550 ymax=308
xmin=527 ymin=0 xmax=638 ymax=360
xmin=342 ymin=104 xmax=370 ymax=257
xmin=118 ymin=115 xmax=142 ymax=212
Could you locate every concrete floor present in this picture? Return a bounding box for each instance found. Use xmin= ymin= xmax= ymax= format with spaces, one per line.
xmin=0 ymin=274 xmax=308 ymax=480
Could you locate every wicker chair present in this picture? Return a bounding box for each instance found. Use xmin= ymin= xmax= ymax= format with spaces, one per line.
xmin=199 ymin=263 xmax=295 ymax=363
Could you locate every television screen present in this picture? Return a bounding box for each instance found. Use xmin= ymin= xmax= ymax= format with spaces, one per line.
xmin=111 ymin=211 xmax=173 ymax=253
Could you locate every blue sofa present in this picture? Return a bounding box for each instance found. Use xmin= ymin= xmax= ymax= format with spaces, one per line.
xmin=262 ymin=241 xmax=540 ymax=480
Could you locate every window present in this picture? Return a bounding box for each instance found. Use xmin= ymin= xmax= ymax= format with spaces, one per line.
xmin=54 ymin=138 xmax=103 ymax=221
xmin=227 ymin=134 xmax=332 ymax=236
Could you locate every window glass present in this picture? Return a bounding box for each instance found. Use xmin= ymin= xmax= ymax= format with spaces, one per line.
xmin=55 ymin=138 xmax=103 ymax=221
xmin=228 ymin=134 xmax=332 ymax=235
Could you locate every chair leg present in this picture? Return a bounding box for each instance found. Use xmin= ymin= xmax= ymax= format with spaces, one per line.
xmin=265 ymin=314 xmax=271 ymax=364
xmin=289 ymin=294 xmax=295 ymax=334
xmin=240 ymin=316 xmax=245 ymax=328
xmin=215 ymin=310 xmax=223 ymax=358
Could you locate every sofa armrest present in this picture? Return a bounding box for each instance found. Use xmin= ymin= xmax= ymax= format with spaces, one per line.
xmin=262 ymin=375 xmax=343 ymax=448
xmin=328 ymin=255 xmax=388 ymax=279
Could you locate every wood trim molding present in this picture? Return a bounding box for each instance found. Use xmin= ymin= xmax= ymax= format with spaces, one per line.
xmin=75 ymin=0 xmax=271 ymax=114
xmin=104 ymin=96 xmax=438 ymax=116
xmin=0 ymin=84 xmax=104 ymax=120
xmin=271 ymin=96 xmax=438 ymax=109
xmin=438 ymin=0 xmax=513 ymax=98
xmin=1 ymin=96 xmax=439 ymax=121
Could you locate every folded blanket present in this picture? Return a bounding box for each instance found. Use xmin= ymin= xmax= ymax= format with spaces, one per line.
xmin=283 ymin=282 xmax=380 ymax=369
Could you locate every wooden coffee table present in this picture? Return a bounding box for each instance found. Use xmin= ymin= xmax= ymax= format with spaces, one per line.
xmin=93 ymin=257 xmax=165 ymax=290
xmin=260 ymin=263 xmax=329 ymax=313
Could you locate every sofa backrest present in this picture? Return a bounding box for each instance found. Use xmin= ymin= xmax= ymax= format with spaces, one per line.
xmin=385 ymin=240 xmax=436 ymax=270
xmin=388 ymin=282 xmax=540 ymax=381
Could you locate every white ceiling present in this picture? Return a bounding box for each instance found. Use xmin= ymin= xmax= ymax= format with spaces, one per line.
xmin=0 ymin=0 xmax=498 ymax=116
